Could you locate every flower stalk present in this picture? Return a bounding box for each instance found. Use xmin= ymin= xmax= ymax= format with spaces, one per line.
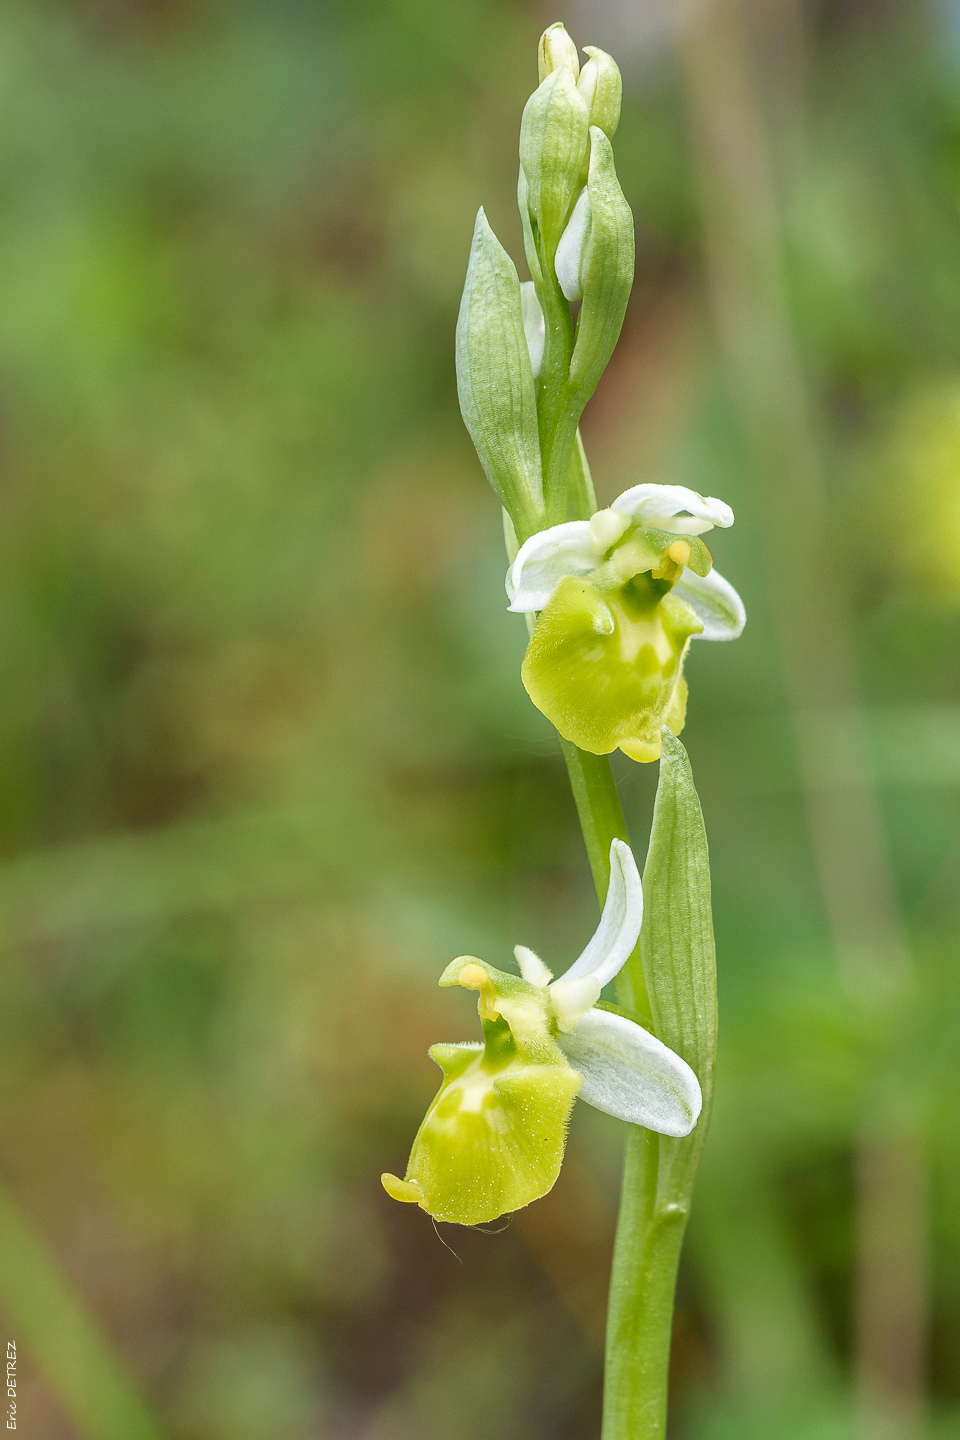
xmin=387 ymin=22 xmax=740 ymax=1438
xmin=559 ymin=733 xmax=717 ymax=1440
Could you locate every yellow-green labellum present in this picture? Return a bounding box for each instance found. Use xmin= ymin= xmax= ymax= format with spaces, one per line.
xmin=382 ymin=960 xmax=581 ymax=1226
xmin=521 ymin=573 xmax=702 ymax=762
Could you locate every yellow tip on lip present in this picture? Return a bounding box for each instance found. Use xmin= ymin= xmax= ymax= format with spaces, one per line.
xmin=381 ymin=1173 xmax=422 ymax=1205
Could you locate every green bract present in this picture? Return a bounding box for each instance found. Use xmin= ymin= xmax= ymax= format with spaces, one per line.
xmin=382 ymin=841 xmax=703 ymax=1225
xmin=456 ymin=210 xmax=544 ymax=539
xmin=507 ymin=486 xmax=746 ymax=762
xmin=456 ymin=23 xmax=633 ymax=532
xmin=558 ymin=127 xmax=635 ymax=404
xmin=578 ymin=46 xmax=621 ymax=141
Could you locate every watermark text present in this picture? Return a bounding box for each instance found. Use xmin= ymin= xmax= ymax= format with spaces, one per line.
xmin=6 ymin=1341 xmax=15 ymax=1429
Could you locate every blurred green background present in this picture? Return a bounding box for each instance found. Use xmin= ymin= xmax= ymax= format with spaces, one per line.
xmin=1 ymin=0 xmax=959 ymax=1437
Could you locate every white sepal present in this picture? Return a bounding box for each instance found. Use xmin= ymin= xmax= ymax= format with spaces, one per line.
xmin=558 ymin=1008 xmax=702 ymax=1136
xmin=611 ymin=484 xmax=734 ymax=535
xmin=514 ymin=944 xmax=553 ymax=987
xmin=506 ymin=520 xmax=596 ymax=611
xmin=560 ymin=839 xmax=643 ymax=989
xmin=674 ymin=567 xmax=746 ymax=641
xmin=555 ymin=188 xmax=590 ymax=302
xmin=520 ymin=282 xmax=546 ymax=380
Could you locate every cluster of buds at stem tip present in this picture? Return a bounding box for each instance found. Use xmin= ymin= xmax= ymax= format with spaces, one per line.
xmin=456 ymin=22 xmax=632 ymax=542
xmin=456 ymin=23 xmax=745 ymax=763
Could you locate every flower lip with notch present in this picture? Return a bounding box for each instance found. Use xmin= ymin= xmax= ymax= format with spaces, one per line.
xmin=381 ymin=840 xmax=702 ymax=1225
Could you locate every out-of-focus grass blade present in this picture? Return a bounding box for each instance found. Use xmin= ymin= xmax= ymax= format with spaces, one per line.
xmin=0 ymin=798 xmax=384 ymax=946
xmin=0 ymin=1183 xmax=168 ymax=1439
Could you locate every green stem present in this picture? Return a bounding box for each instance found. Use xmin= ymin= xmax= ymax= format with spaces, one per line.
xmin=602 ymin=1131 xmax=690 ymax=1440
xmin=525 ymin=227 xmax=699 ymax=1428
xmin=557 ymin=739 xmax=698 ymax=1440
xmin=558 ymin=738 xmax=628 ymax=905
xmin=568 ymin=429 xmax=598 ymax=521
xmin=534 ymin=242 xmax=578 ymax=525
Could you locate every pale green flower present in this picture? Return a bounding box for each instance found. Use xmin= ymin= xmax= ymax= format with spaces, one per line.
xmin=507 ymin=485 xmax=745 ymax=762
xmin=382 ymin=840 xmax=701 ymax=1225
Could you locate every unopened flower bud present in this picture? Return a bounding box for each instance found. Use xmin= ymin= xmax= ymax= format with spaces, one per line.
xmin=568 ymin=127 xmax=634 ymax=404
xmin=538 ymin=22 xmax=580 ymax=82
xmin=519 ymin=68 xmax=590 ymax=252
xmin=577 ymin=46 xmax=622 ymax=140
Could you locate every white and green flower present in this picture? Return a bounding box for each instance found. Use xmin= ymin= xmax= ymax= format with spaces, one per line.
xmin=382 ymin=839 xmax=701 ymax=1226
xmin=506 ymin=485 xmax=745 ymax=762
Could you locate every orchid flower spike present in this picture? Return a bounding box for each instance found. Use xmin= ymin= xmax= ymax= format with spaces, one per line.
xmin=382 ymin=840 xmax=702 ymax=1226
xmin=505 ymin=484 xmax=746 ymax=762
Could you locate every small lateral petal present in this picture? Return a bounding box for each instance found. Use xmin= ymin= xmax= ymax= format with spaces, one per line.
xmin=578 ymin=47 xmax=621 ymax=140
xmin=514 ymin=944 xmax=553 ymax=987
xmin=506 ymin=520 xmax=597 ymax=611
xmin=558 ymin=1008 xmax=702 ymax=1136
xmin=673 ymin=567 xmax=746 ymax=641
xmin=588 ymin=507 xmax=630 ymax=552
xmin=549 ymin=974 xmax=601 ymax=1031
xmin=560 ymin=838 xmax=643 ymax=988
